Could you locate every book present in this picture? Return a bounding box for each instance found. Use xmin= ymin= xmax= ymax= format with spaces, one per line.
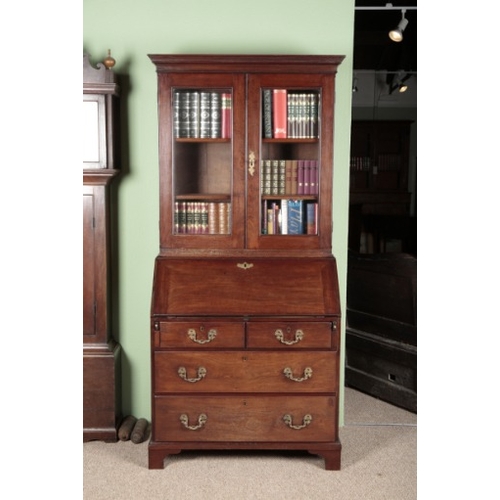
xmin=272 ymin=89 xmax=287 ymax=138
xmin=270 ymin=160 xmax=279 ymax=195
xmin=261 ymin=160 xmax=271 ymax=195
xmin=210 ymin=92 xmax=221 ymax=138
xmin=310 ymin=93 xmax=319 ymax=138
xmin=297 ymin=160 xmax=305 ymax=194
xmin=306 ymin=202 xmax=318 ymax=234
xmin=278 ymin=160 xmax=286 ymax=195
xmin=285 ymin=160 xmax=293 ymax=194
xmin=177 ymin=91 xmax=190 ymax=138
xmin=281 ymin=199 xmax=288 ymax=234
xmin=189 ymin=92 xmax=200 ymax=138
xmin=287 ymin=93 xmax=296 ymax=138
xmin=309 ymin=160 xmax=318 ymax=194
xmin=291 ymin=160 xmax=298 ymax=194
xmin=199 ymin=92 xmax=211 ymax=138
xmin=262 ymin=89 xmax=273 ymax=139
xmin=303 ymin=160 xmax=311 ymax=195
xmin=287 ymin=199 xmax=305 ymax=234
xmin=221 ymin=93 xmax=232 ymax=139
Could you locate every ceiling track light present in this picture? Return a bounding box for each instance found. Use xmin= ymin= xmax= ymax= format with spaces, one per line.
xmin=388 ymin=71 xmax=412 ymax=95
xmin=389 ymin=9 xmax=408 ymax=42
xmin=352 ymin=76 xmax=358 ymax=93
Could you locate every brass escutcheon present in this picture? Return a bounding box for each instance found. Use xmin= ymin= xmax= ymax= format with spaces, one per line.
xmin=248 ymin=151 xmax=256 ymax=176
xmin=237 ymin=262 xmax=253 ymax=270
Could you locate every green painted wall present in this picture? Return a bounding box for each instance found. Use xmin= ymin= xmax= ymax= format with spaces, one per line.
xmin=83 ymin=0 xmax=354 ymax=424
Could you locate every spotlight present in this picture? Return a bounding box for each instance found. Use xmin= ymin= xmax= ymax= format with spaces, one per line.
xmin=388 ymin=71 xmax=411 ymax=95
xmin=389 ymin=9 xmax=408 ymax=42
xmin=398 ymin=82 xmax=408 ymax=93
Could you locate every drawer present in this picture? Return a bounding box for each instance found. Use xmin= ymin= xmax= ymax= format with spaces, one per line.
xmin=154 ymin=351 xmax=338 ymax=393
xmin=155 ymin=321 xmax=245 ymax=349
xmin=153 ymin=395 xmax=338 ymax=442
xmin=246 ymin=321 xmax=337 ymax=349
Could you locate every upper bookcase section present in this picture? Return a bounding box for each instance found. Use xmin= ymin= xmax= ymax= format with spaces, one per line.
xmin=149 ymin=55 xmax=344 ymax=256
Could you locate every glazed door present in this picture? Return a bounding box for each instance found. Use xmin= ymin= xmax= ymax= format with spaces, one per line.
xmin=246 ymin=73 xmax=335 ymax=251
xmin=157 ymin=72 xmax=246 ymax=250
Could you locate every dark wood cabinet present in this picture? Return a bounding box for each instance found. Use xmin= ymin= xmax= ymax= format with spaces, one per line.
xmin=83 ymin=53 xmax=121 ymax=441
xmin=349 ymin=120 xmax=413 ymax=253
xmin=148 ymin=55 xmax=344 ymax=470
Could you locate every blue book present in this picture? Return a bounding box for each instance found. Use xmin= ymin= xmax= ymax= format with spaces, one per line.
xmin=287 ymin=200 xmax=305 ymax=234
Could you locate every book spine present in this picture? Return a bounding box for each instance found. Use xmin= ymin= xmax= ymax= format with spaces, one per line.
xmin=173 ymin=92 xmax=181 ymax=138
xmin=208 ymin=202 xmax=218 ymax=234
xmin=303 ymin=160 xmax=311 ymax=195
xmin=272 ymin=89 xmax=287 ymax=138
xmin=291 ymin=160 xmax=298 ymax=195
xmin=285 ymin=160 xmax=292 ymax=195
xmin=262 ymin=89 xmax=273 ymax=139
xmin=178 ymin=91 xmax=190 ymax=138
xmin=189 ymin=92 xmax=200 ymax=138
xmin=297 ymin=160 xmax=305 ymax=195
xmin=174 ymin=201 xmax=180 ymax=233
xmin=221 ymin=92 xmax=232 ymax=139
xmin=271 ymin=160 xmax=279 ymax=195
xmin=218 ymin=202 xmax=229 ymax=234
xmin=210 ymin=92 xmax=221 ymax=138
xmin=261 ymin=159 xmax=271 ymax=195
xmin=261 ymin=200 xmax=267 ymax=234
xmin=310 ymin=160 xmax=318 ymax=195
xmin=281 ymin=199 xmax=288 ymax=234
xmin=267 ymin=207 xmax=274 ymax=235
xmin=287 ymin=199 xmax=305 ymax=235
xmin=201 ymin=202 xmax=209 ymax=233
xmin=278 ymin=159 xmax=286 ymax=195
xmin=306 ymin=202 xmax=317 ymax=235
xmin=199 ymin=92 xmax=211 ymax=138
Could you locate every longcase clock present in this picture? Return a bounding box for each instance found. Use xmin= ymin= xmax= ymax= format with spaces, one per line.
xmin=83 ymin=52 xmax=121 ymax=442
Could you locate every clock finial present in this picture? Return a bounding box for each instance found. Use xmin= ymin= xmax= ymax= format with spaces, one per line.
xmin=103 ymin=49 xmax=116 ymax=69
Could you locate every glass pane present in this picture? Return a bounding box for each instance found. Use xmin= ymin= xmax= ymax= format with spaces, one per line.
xmin=259 ymin=88 xmax=321 ymax=236
xmin=171 ymin=88 xmax=233 ymax=235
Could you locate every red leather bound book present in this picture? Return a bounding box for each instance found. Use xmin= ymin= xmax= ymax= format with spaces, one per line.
xmin=272 ymin=89 xmax=287 ymax=138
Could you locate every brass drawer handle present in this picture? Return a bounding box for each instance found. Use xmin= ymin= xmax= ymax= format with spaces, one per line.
xmin=177 ymin=366 xmax=207 ymax=383
xmin=180 ymin=413 xmax=207 ymax=431
xmin=275 ymin=328 xmax=304 ymax=345
xmin=283 ymin=414 xmax=313 ymax=430
xmin=187 ymin=327 xmax=217 ymax=344
xmin=283 ymin=366 xmax=313 ymax=382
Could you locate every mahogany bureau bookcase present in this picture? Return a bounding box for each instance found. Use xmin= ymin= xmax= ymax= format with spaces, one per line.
xmin=148 ymin=54 xmax=344 ymax=470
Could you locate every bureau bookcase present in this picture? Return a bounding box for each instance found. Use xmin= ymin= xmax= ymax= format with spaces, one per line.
xmin=148 ymin=55 xmax=344 ymax=470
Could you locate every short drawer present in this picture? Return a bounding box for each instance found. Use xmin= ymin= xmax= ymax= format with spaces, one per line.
xmin=153 ymin=395 xmax=338 ymax=442
xmin=155 ymin=321 xmax=245 ymax=349
xmin=154 ymin=351 xmax=337 ymax=393
xmin=246 ymin=321 xmax=337 ymax=349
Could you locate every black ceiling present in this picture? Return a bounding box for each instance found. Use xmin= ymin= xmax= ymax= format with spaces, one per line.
xmin=354 ymin=0 xmax=417 ymax=72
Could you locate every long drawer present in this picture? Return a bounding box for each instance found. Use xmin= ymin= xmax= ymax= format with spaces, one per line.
xmin=153 ymin=395 xmax=338 ymax=442
xmin=154 ymin=351 xmax=337 ymax=393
